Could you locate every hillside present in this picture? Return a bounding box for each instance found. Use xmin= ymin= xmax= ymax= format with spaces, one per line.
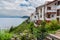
xmin=10 ymin=20 xmax=60 ymax=34
xmin=9 ymin=20 xmax=34 ymax=34
xmin=9 ymin=20 xmax=60 ymax=40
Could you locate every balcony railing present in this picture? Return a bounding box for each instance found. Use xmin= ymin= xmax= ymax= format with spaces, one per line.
xmin=57 ymin=16 xmax=60 ymax=18
xmin=47 ymin=10 xmax=57 ymax=12
xmin=57 ymin=5 xmax=60 ymax=9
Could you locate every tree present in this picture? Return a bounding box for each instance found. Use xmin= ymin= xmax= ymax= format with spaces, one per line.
xmin=9 ymin=26 xmax=14 ymax=33
xmin=39 ymin=21 xmax=47 ymax=40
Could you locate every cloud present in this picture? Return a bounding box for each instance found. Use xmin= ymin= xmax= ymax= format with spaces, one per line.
xmin=29 ymin=0 xmax=54 ymax=7
xmin=0 ymin=0 xmax=53 ymax=16
xmin=0 ymin=0 xmax=36 ymax=16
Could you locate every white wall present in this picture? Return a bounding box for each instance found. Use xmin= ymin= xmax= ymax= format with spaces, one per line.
xmin=30 ymin=14 xmax=35 ymax=22
xmin=30 ymin=1 xmax=59 ymax=21
xmin=30 ymin=12 xmax=39 ymax=22
xmin=45 ymin=2 xmax=57 ymax=13
xmin=37 ymin=7 xmax=45 ymax=20
xmin=42 ymin=7 xmax=45 ymax=20
xmin=45 ymin=2 xmax=57 ymax=20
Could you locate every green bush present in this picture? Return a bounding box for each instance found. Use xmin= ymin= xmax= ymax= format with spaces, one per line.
xmin=0 ymin=30 xmax=13 ymax=40
xmin=45 ymin=20 xmax=60 ymax=33
xmin=33 ymin=21 xmax=47 ymax=40
xmin=20 ymin=30 xmax=36 ymax=40
xmin=9 ymin=26 xmax=14 ymax=33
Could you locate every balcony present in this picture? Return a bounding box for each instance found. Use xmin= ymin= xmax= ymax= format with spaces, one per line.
xmin=46 ymin=18 xmax=56 ymax=21
xmin=35 ymin=20 xmax=42 ymax=25
xmin=57 ymin=16 xmax=60 ymax=18
xmin=46 ymin=18 xmax=52 ymax=20
xmin=47 ymin=10 xmax=57 ymax=12
xmin=57 ymin=5 xmax=60 ymax=9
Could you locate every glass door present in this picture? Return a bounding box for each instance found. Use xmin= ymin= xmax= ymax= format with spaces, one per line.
xmin=57 ymin=9 xmax=60 ymax=22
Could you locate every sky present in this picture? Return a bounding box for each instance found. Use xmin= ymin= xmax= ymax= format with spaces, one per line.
xmin=0 ymin=0 xmax=54 ymax=17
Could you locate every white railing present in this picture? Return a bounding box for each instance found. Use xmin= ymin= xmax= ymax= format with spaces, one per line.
xmin=57 ymin=16 xmax=60 ymax=18
xmin=57 ymin=5 xmax=60 ymax=9
xmin=45 ymin=18 xmax=52 ymax=20
xmin=47 ymin=34 xmax=60 ymax=40
xmin=47 ymin=10 xmax=57 ymax=12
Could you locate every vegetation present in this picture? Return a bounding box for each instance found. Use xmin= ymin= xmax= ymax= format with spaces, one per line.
xmin=8 ymin=20 xmax=60 ymax=40
xmin=19 ymin=30 xmax=36 ymax=40
xmin=33 ymin=21 xmax=47 ymax=40
xmin=0 ymin=30 xmax=13 ymax=40
xmin=9 ymin=26 xmax=14 ymax=33
xmin=9 ymin=21 xmax=34 ymax=34
xmin=45 ymin=20 xmax=60 ymax=34
xmin=1 ymin=20 xmax=60 ymax=40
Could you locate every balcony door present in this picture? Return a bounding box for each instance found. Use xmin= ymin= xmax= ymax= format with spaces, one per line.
xmin=57 ymin=9 xmax=60 ymax=16
xmin=57 ymin=9 xmax=60 ymax=22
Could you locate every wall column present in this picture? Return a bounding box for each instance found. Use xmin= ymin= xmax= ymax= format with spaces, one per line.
xmin=42 ymin=7 xmax=45 ymax=20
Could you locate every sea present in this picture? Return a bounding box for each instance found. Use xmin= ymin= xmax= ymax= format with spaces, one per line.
xmin=0 ymin=18 xmax=27 ymax=30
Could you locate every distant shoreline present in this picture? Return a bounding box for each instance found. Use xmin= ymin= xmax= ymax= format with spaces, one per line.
xmin=0 ymin=16 xmax=29 ymax=18
xmin=0 ymin=18 xmax=27 ymax=30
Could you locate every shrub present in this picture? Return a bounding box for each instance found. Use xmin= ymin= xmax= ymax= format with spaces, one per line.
xmin=20 ymin=30 xmax=36 ymax=40
xmin=45 ymin=20 xmax=60 ymax=33
xmin=0 ymin=30 xmax=13 ymax=40
xmin=9 ymin=26 xmax=14 ymax=33
xmin=33 ymin=21 xmax=47 ymax=40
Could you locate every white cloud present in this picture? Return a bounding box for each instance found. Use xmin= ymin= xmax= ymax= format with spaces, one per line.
xmin=0 ymin=7 xmax=2 ymax=9
xmin=0 ymin=0 xmax=53 ymax=16
xmin=0 ymin=0 xmax=35 ymax=16
xmin=46 ymin=0 xmax=54 ymax=1
xmin=29 ymin=0 xmax=54 ymax=7
xmin=29 ymin=0 xmax=45 ymax=7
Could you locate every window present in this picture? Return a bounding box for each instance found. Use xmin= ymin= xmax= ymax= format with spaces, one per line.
xmin=40 ymin=14 xmax=42 ymax=18
xmin=47 ymin=12 xmax=51 ymax=18
xmin=57 ymin=9 xmax=60 ymax=16
xmin=57 ymin=18 xmax=59 ymax=22
xmin=52 ymin=14 xmax=54 ymax=17
xmin=40 ymin=9 xmax=42 ymax=13
xmin=58 ymin=1 xmax=60 ymax=5
xmin=36 ymin=13 xmax=39 ymax=15
xmin=34 ymin=16 xmax=36 ymax=18
xmin=47 ymin=7 xmax=51 ymax=10
xmin=47 ymin=14 xmax=50 ymax=18
xmin=55 ymin=3 xmax=57 ymax=5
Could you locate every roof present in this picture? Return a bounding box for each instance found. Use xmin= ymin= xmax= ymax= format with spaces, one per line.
xmin=36 ymin=0 xmax=57 ymax=9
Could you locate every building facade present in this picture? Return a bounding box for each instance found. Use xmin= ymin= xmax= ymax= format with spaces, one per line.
xmin=30 ymin=0 xmax=60 ymax=24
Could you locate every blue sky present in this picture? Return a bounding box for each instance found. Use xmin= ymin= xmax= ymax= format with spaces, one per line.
xmin=0 ymin=0 xmax=54 ymax=17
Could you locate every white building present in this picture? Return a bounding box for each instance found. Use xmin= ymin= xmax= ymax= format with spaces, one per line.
xmin=30 ymin=0 xmax=60 ymax=24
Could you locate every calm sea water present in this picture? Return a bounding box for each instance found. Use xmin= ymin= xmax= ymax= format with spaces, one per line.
xmin=0 ymin=18 xmax=27 ymax=30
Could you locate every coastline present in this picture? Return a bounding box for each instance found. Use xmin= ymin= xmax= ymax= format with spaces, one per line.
xmin=0 ymin=18 xmax=27 ymax=30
